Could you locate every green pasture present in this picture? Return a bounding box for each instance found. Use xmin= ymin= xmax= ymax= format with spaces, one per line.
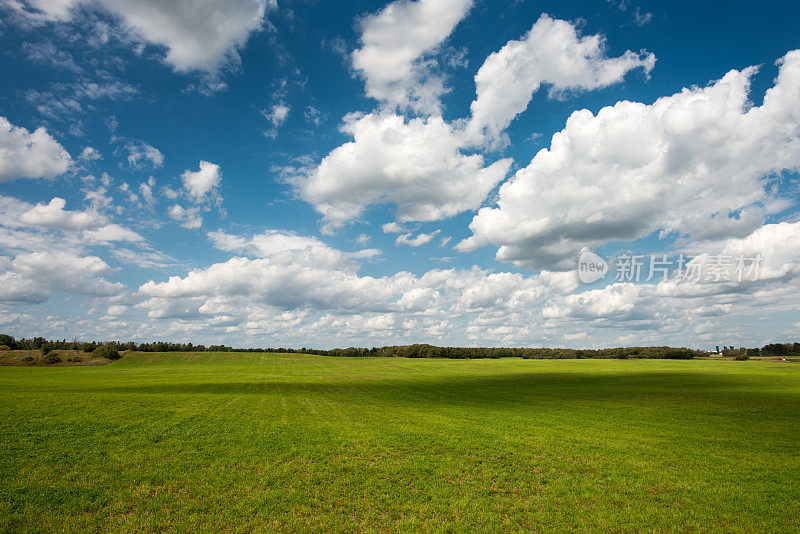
xmin=1 ymin=353 xmax=798 ymax=532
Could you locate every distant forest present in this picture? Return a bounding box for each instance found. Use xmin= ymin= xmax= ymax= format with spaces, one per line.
xmin=2 ymin=334 xmax=799 ymax=360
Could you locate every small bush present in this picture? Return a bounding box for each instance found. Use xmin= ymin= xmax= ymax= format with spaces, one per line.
xmin=66 ymin=355 xmax=82 ymax=363
xmin=41 ymin=352 xmax=61 ymax=364
xmin=41 ymin=345 xmax=53 ymax=356
xmin=21 ymin=355 xmax=35 ymax=364
xmin=0 ymin=344 xmax=10 ymax=351
xmin=95 ymin=344 xmax=121 ymax=360
xmin=723 ymin=348 xmax=748 ymax=360
xmin=0 ymin=334 xmax=16 ymax=349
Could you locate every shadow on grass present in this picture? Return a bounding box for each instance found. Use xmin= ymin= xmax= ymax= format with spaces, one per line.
xmin=92 ymin=371 xmax=800 ymax=409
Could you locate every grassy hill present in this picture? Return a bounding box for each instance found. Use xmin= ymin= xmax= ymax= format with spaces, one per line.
xmin=1 ymin=353 xmax=798 ymax=531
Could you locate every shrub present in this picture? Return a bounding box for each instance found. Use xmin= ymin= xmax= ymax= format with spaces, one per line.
xmin=41 ymin=344 xmax=53 ymax=356
xmin=41 ymin=352 xmax=61 ymax=364
xmin=0 ymin=334 xmax=16 ymax=349
xmin=722 ymin=348 xmax=748 ymax=360
xmin=66 ymin=355 xmax=82 ymax=363
xmin=95 ymin=344 xmax=121 ymax=360
xmin=0 ymin=344 xmax=10 ymax=351
xmin=21 ymin=355 xmax=34 ymax=364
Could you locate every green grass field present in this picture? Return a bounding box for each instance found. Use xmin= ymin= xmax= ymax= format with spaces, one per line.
xmin=1 ymin=353 xmax=799 ymax=532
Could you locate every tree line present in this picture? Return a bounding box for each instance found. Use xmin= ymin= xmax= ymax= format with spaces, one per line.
xmin=2 ymin=334 xmax=798 ymax=360
xmin=314 ymin=345 xmax=705 ymax=359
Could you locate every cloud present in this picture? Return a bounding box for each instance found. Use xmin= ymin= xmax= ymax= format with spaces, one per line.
xmin=382 ymin=222 xmax=406 ymax=234
xmin=563 ymin=331 xmax=587 ymax=341
xmin=111 ymin=246 xmax=174 ymax=269
xmin=19 ymin=197 xmax=105 ymax=231
xmin=207 ymin=229 xmax=364 ymax=270
xmin=138 ymin=252 xmax=575 ymax=323
xmin=661 ymin=221 xmax=800 ymax=297
xmin=540 ymin=222 xmax=800 ymax=339
xmin=120 ymin=181 xmax=141 ymax=205
xmin=1 ymin=195 xmax=144 ymax=250
xmin=125 ymin=140 xmax=164 ymax=167
xmin=460 ymin=49 xmax=800 ymax=270
xmin=352 ymin=248 xmax=382 ymax=259
xmin=135 ymin=226 xmax=579 ymax=343
xmin=296 ymin=14 xmax=655 ymax=233
xmin=542 ymin=283 xmax=650 ymax=323
xmin=303 ymin=106 xmax=327 ymax=126
xmin=0 ymin=250 xmax=123 ymax=303
xmin=632 ymin=7 xmax=653 ymax=26
xmin=166 ymin=161 xmax=223 ymax=228
xmin=168 ymin=204 xmax=202 ymax=229
xmin=139 ymin=256 xmax=396 ymax=313
xmin=466 ymin=14 xmax=656 ymax=141
xmin=265 ymin=104 xmax=290 ymax=126
xmin=82 ymin=223 xmax=144 ymax=244
xmin=396 ymin=230 xmax=440 ymax=247
xmin=352 ymin=0 xmax=473 ymax=114
xmin=79 ymin=146 xmax=102 ymax=161
xmin=23 ymin=78 xmax=138 ymax=125
xmin=2 ymin=0 xmax=78 ymax=23
xmin=139 ymin=177 xmax=157 ymax=206
xmin=263 ymin=103 xmax=290 ymax=138
xmin=606 ymin=1 xmax=654 ymax=26
xmin=23 ymin=90 xmax=83 ymax=121
xmin=98 ymin=0 xmax=271 ymax=73
xmin=9 ymin=0 xmax=273 ymax=74
xmin=181 ymin=160 xmax=221 ymax=202
xmin=67 ymin=79 xmax=139 ymax=100
xmin=22 ymin=41 xmax=81 ymax=71
xmin=106 ymin=304 xmax=127 ymax=316
xmin=0 ymin=116 xmax=72 ymax=181
xmin=295 ymin=111 xmax=511 ymax=231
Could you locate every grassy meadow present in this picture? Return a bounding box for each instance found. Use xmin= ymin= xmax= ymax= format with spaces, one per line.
xmin=1 ymin=353 xmax=799 ymax=532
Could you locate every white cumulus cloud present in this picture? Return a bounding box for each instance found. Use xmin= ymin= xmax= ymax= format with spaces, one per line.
xmin=125 ymin=141 xmax=164 ymax=167
xmin=207 ymin=229 xmax=372 ymax=271
xmin=0 ymin=250 xmax=123 ymax=303
xmin=168 ymin=204 xmax=203 ymax=229
xmin=396 ymin=230 xmax=440 ymax=247
xmin=352 ymin=0 xmax=473 ymax=114
xmin=460 ymin=49 xmax=800 ymax=270
xmin=466 ymin=14 xmax=656 ymax=141
xmin=295 ymin=112 xmax=511 ymax=231
xmin=9 ymin=0 xmax=273 ymax=74
xmin=0 ymin=116 xmax=72 ymax=181
xmin=19 ymin=197 xmax=105 ymax=231
xmin=181 ymin=160 xmax=221 ymax=202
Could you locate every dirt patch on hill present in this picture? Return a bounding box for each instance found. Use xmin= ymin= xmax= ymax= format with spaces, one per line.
xmin=0 ymin=350 xmax=117 ymax=366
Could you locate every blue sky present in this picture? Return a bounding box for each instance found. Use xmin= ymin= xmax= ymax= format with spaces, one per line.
xmin=1 ymin=0 xmax=799 ymax=348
